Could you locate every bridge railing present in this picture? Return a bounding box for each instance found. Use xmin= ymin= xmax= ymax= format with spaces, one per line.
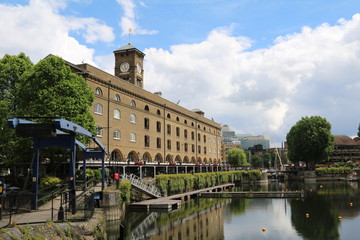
xmin=122 ymin=174 xmax=161 ymax=198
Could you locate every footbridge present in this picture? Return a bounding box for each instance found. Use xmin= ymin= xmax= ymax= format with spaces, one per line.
xmin=122 ymin=174 xmax=161 ymax=198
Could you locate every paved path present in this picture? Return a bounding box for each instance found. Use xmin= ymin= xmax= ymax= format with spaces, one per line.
xmin=0 ymin=185 xmax=103 ymax=228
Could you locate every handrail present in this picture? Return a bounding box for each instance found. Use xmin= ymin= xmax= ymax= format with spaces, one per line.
xmin=122 ymin=174 xmax=161 ymax=198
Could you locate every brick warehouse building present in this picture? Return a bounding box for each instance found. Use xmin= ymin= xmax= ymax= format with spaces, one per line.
xmin=66 ymin=43 xmax=223 ymax=167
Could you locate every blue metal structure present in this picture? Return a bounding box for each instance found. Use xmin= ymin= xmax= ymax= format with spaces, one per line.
xmin=7 ymin=117 xmax=108 ymax=211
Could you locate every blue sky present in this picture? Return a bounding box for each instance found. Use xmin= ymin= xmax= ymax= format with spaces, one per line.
xmin=1 ymin=0 xmax=360 ymax=146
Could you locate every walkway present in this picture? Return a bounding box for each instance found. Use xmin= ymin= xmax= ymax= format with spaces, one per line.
xmin=129 ymin=183 xmax=235 ymax=211
xmin=0 ymin=185 xmax=102 ymax=228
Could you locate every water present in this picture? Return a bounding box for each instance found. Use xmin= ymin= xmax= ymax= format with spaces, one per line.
xmin=108 ymin=181 xmax=360 ymax=240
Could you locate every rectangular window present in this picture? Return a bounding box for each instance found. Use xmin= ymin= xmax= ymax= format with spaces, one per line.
xmin=192 ymin=144 xmax=195 ymax=153
xmin=167 ymin=124 xmax=171 ymax=135
xmin=144 ymin=118 xmax=150 ymax=130
xmin=157 ymin=138 xmax=161 ymax=149
xmin=176 ymin=141 xmax=180 ymax=151
xmin=185 ymin=143 xmax=188 ymax=152
xmin=167 ymin=140 xmax=171 ymax=150
xmin=176 ymin=127 xmax=180 ymax=137
xmin=130 ymin=133 xmax=136 ymax=142
xmin=96 ymin=126 xmax=102 ymax=137
xmin=191 ymin=131 xmax=194 ymax=140
xmin=184 ymin=129 xmax=188 ymax=139
xmin=156 ymin=121 xmax=161 ymax=132
xmin=144 ymin=135 xmax=150 ymax=147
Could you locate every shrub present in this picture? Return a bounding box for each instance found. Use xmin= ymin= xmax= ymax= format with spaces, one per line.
xmin=119 ymin=180 xmax=131 ymax=205
xmin=40 ymin=176 xmax=61 ymax=189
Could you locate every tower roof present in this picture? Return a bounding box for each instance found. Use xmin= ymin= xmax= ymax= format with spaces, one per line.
xmin=113 ymin=43 xmax=145 ymax=56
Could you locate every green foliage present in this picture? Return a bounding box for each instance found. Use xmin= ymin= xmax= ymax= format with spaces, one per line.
xmin=334 ymin=161 xmax=355 ymax=169
xmin=227 ymin=148 xmax=248 ymax=168
xmin=16 ymin=56 xmax=96 ymax=140
xmin=40 ymin=176 xmax=62 ymax=189
xmin=119 ymin=180 xmax=131 ymax=205
xmin=0 ymin=53 xmax=34 ymax=166
xmin=315 ymin=167 xmax=351 ymax=176
xmin=155 ymin=170 xmax=262 ymax=195
xmin=286 ymin=116 xmax=334 ymax=167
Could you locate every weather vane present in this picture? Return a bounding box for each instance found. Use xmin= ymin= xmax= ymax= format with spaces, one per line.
xmin=128 ymin=28 xmax=132 ymax=44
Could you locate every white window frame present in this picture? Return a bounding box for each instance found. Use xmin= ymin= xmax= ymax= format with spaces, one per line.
xmin=114 ymin=94 xmax=120 ymax=101
xmin=130 ymin=132 xmax=136 ymax=142
xmin=95 ymin=87 xmax=103 ymax=95
xmin=130 ymin=113 xmax=136 ymax=123
xmin=130 ymin=100 xmax=136 ymax=107
xmin=94 ymin=103 xmax=103 ymax=115
xmin=96 ymin=127 xmax=103 ymax=137
xmin=113 ymin=130 xmax=120 ymax=140
xmin=114 ymin=109 xmax=121 ymax=119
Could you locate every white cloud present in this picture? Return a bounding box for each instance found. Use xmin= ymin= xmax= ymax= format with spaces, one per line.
xmin=0 ymin=0 xmax=114 ymax=63
xmin=116 ymin=0 xmax=158 ymax=36
xmin=144 ymin=14 xmax=360 ymax=142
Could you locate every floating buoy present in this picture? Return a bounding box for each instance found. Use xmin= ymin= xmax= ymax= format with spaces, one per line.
xmin=262 ymin=228 xmax=266 ymax=232
xmin=350 ymin=202 xmax=353 ymax=207
xmin=338 ymin=216 xmax=342 ymax=220
xmin=320 ymin=185 xmax=323 ymax=188
xmin=305 ymin=213 xmax=310 ymax=218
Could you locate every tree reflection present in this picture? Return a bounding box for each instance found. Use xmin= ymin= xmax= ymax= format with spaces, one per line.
xmin=290 ymin=191 xmax=340 ymax=240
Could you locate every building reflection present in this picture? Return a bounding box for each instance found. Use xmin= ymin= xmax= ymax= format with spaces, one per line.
xmin=124 ymin=199 xmax=230 ymax=240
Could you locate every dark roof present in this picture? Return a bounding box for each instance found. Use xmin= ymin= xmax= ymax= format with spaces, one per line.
xmin=334 ymin=135 xmax=359 ymax=146
xmin=113 ymin=43 xmax=145 ymax=57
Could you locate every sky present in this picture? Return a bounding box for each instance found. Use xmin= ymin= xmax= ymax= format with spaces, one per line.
xmin=1 ymin=0 xmax=360 ymax=146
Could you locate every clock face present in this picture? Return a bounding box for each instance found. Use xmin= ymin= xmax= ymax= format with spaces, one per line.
xmin=136 ymin=63 xmax=142 ymax=73
xmin=120 ymin=62 xmax=130 ymax=72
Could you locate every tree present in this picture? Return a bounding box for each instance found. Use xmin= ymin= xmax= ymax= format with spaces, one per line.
xmin=17 ymin=55 xmax=96 ymax=135
xmin=1 ymin=54 xmax=96 ymax=181
xmin=0 ymin=53 xmax=34 ymax=165
xmin=227 ymin=148 xmax=249 ymax=169
xmin=286 ymin=116 xmax=334 ymax=167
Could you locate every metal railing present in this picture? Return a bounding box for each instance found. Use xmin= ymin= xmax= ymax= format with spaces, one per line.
xmin=122 ymin=174 xmax=161 ymax=198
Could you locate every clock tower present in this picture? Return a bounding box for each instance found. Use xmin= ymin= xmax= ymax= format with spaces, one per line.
xmin=114 ymin=43 xmax=145 ymax=88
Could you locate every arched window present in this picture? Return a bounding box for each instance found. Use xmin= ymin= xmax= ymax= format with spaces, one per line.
xmin=144 ymin=105 xmax=149 ymax=111
xmin=184 ymin=120 xmax=188 ymax=125
xmin=114 ymin=94 xmax=120 ymax=102
xmin=95 ymin=87 xmax=103 ymax=95
xmin=113 ymin=130 xmax=120 ymax=139
xmin=130 ymin=100 xmax=136 ymax=107
xmin=114 ymin=109 xmax=120 ymax=119
xmin=130 ymin=113 xmax=136 ymax=123
xmin=167 ymin=113 xmax=171 ymax=119
xmin=157 ymin=109 xmax=161 ymax=115
xmin=111 ymin=151 xmax=121 ymax=162
xmin=94 ymin=103 xmax=103 ymax=114
xmin=176 ymin=117 xmax=179 ymax=122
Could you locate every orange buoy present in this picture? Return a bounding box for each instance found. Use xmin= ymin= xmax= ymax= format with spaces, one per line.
xmin=338 ymin=216 xmax=342 ymax=220
xmin=320 ymin=185 xmax=323 ymax=188
xmin=305 ymin=213 xmax=310 ymax=218
xmin=262 ymin=228 xmax=266 ymax=232
xmin=350 ymin=202 xmax=353 ymax=207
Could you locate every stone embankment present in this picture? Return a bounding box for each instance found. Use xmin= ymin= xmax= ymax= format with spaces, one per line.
xmin=0 ymin=210 xmax=107 ymax=240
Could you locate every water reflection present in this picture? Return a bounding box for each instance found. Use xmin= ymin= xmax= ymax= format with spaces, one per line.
xmin=108 ymin=181 xmax=360 ymax=240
